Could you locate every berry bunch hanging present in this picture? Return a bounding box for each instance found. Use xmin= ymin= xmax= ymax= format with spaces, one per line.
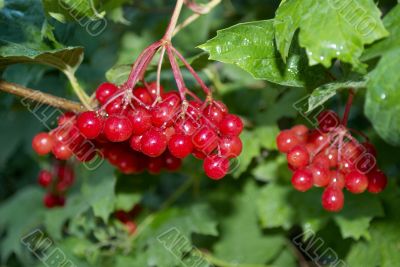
xmin=277 ymin=106 xmax=388 ymax=212
xmin=31 ymin=4 xmax=244 ymax=184
xmin=37 ymin=161 xmax=75 ymax=208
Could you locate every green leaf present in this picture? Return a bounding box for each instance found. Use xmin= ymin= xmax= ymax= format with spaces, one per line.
xmin=81 ymin=164 xmax=116 ymax=222
xmin=233 ymin=126 xmax=279 ymax=177
xmin=307 ymin=79 xmax=367 ymax=112
xmin=0 ymin=43 xmax=84 ymax=73
xmin=199 ymin=20 xmax=326 ymax=87
xmin=0 ymin=187 xmax=45 ymax=260
xmin=257 ymin=184 xmax=294 ymax=230
xmin=41 ymin=0 xmax=105 ymax=23
xmin=275 ymin=0 xmax=388 ymax=69
xmin=214 ymin=181 xmax=286 ymax=264
xmin=365 ymin=49 xmax=400 ymax=146
xmin=252 ymin=155 xmax=287 ymax=183
xmin=362 ymin=4 xmax=400 ymax=61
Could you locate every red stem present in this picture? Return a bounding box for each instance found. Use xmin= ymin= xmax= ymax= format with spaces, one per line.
xmin=342 ymin=89 xmax=355 ymax=126
xmin=171 ymin=46 xmax=211 ymax=96
xmin=166 ymin=45 xmax=187 ymax=100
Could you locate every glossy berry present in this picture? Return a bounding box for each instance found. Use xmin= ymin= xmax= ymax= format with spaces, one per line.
xmin=291 ymin=169 xmax=313 ymax=192
xmin=141 ymin=129 xmax=167 ymax=157
xmin=309 ymin=164 xmax=330 ymax=187
xmin=127 ymin=108 xmax=152 ymax=135
xmin=219 ymin=136 xmax=242 ymax=158
xmin=291 ymin=124 xmax=308 ymax=143
xmin=96 ymin=82 xmax=119 ymax=104
xmin=77 ymin=111 xmax=103 ymax=139
xmin=322 ymin=186 xmax=344 ymax=212
xmin=203 ymin=103 xmax=225 ymax=124
xmin=38 ymin=170 xmax=53 ymax=187
xmin=133 ymin=87 xmax=153 ymax=106
xmin=146 ymin=82 xmax=164 ymax=99
xmin=318 ymin=110 xmax=340 ymax=133
xmin=345 ymin=171 xmax=368 ymax=194
xmin=203 ymin=155 xmax=229 ymax=180
xmin=129 ymin=135 xmax=143 ymax=152
xmin=362 ymin=142 xmax=377 ymax=157
xmin=52 ymin=142 xmax=73 ymax=160
xmin=168 ymin=134 xmax=193 ymax=158
xmin=287 ymin=145 xmax=309 ymax=169
xmin=105 ymin=96 xmax=123 ymax=115
xmin=325 ymin=148 xmax=338 ymax=168
xmin=43 ymin=194 xmax=60 ymax=208
xmin=192 ymin=126 xmax=219 ymax=153
xmin=57 ymin=112 xmax=75 ymax=126
xmin=219 ymin=114 xmax=243 ymax=136
xmin=147 ymin=156 xmax=164 ymax=174
xmin=151 ymin=101 xmax=177 ymax=127
xmin=367 ymin=169 xmax=387 ymax=193
xmin=32 ymin=132 xmax=54 ymax=155
xmin=276 ymin=130 xmax=301 ymax=153
xmin=104 ymin=115 xmax=133 ymax=142
xmin=329 ymin=171 xmax=345 ymax=189
xmin=164 ymin=153 xmax=182 ymax=171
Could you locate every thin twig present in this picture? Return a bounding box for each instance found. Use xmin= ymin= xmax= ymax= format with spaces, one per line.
xmin=0 ymin=80 xmax=86 ymax=113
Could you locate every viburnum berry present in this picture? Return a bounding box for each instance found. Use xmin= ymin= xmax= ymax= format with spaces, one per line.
xmin=203 ymin=155 xmax=229 ymax=180
xmin=147 ymin=156 xmax=164 ymax=174
xmin=168 ymin=134 xmax=193 ymax=158
xmin=219 ymin=114 xmax=243 ymax=136
xmin=133 ymin=87 xmax=153 ymax=106
xmin=276 ymin=130 xmax=301 ymax=153
xmin=32 ymin=132 xmax=54 ymax=155
xmin=322 ymin=186 xmax=344 ymax=212
xmin=77 ymin=111 xmax=103 ymax=139
xmin=345 ymin=171 xmax=368 ymax=194
xmin=164 ymin=153 xmax=182 ymax=171
xmin=367 ymin=169 xmax=387 ymax=193
xmin=38 ymin=170 xmax=53 ymax=188
xmin=287 ymin=145 xmax=309 ymax=169
xmin=52 ymin=142 xmax=73 ymax=160
xmin=141 ymin=128 xmax=167 ymax=157
xmin=192 ymin=126 xmax=219 ymax=153
xmin=219 ymin=136 xmax=243 ymax=158
xmin=104 ymin=115 xmax=133 ymax=142
xmin=276 ymin=109 xmax=387 ymax=212
xmin=291 ymin=169 xmax=313 ymax=192
xmin=96 ymin=82 xmax=119 ymax=104
xmin=127 ymin=108 xmax=152 ymax=135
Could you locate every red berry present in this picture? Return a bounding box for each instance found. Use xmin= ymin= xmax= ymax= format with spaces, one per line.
xmin=168 ymin=134 xmax=193 ymax=158
xmin=219 ymin=114 xmax=243 ymax=136
xmin=147 ymin=156 xmax=164 ymax=174
xmin=57 ymin=112 xmax=75 ymax=126
xmin=362 ymin=142 xmax=377 ymax=157
xmin=329 ymin=171 xmax=345 ymax=189
xmin=367 ymin=169 xmax=387 ymax=193
xmin=342 ymin=141 xmax=362 ymax=162
xmin=38 ymin=170 xmax=53 ymax=187
xmin=291 ymin=169 xmax=313 ymax=192
xmin=339 ymin=159 xmax=355 ymax=174
xmin=175 ymin=119 xmax=198 ymax=136
xmin=345 ymin=171 xmax=368 ymax=194
xmin=52 ymin=142 xmax=73 ymax=160
xmin=322 ymin=186 xmax=344 ymax=212
xmin=43 ymin=194 xmax=59 ymax=208
xmin=164 ymin=153 xmax=182 ymax=171
xmin=151 ymin=101 xmax=177 ymax=127
xmin=192 ymin=126 xmax=219 ymax=154
xmin=32 ymin=132 xmax=54 ymax=155
xmin=125 ymin=221 xmax=137 ymax=235
xmin=325 ymin=147 xmax=338 ymax=168
xmin=203 ymin=103 xmax=225 ymax=124
xmin=291 ymin=124 xmax=308 ymax=143
xmin=318 ymin=110 xmax=340 ymax=133
xmin=313 ymin=153 xmax=330 ymax=169
xmin=287 ymin=145 xmax=309 ymax=169
xmin=96 ymin=82 xmax=119 ymax=104
xmin=105 ymin=96 xmax=124 ymax=115
xmin=146 ymin=82 xmax=164 ymax=99
xmin=104 ymin=115 xmax=133 ymax=142
xmin=203 ymin=155 xmax=229 ymax=180
xmin=141 ymin=129 xmax=167 ymax=157
xmin=276 ymin=130 xmax=301 ymax=153
xmin=219 ymin=136 xmax=243 ymax=158
xmin=77 ymin=111 xmax=103 ymax=139
xmin=192 ymin=149 xmax=206 ymax=159
xmin=133 ymin=87 xmax=153 ymax=105
xmin=355 ymin=153 xmax=377 ymax=174
xmin=129 ymin=135 xmax=143 ymax=152
xmin=308 ymin=130 xmax=329 ymax=149
xmin=309 ymin=164 xmax=330 ymax=187
xmin=127 ymin=108 xmax=152 ymax=135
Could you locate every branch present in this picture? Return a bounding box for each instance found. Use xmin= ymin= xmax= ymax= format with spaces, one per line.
xmin=0 ymin=80 xmax=86 ymax=113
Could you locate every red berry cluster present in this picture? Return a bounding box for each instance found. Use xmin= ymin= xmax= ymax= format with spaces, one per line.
xmin=38 ymin=162 xmax=75 ymax=208
xmin=32 ymin=82 xmax=243 ymax=179
xmin=114 ymin=205 xmax=142 ymax=235
xmin=277 ymin=110 xmax=387 ymax=212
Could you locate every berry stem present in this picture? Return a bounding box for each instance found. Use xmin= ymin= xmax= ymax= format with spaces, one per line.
xmin=64 ymin=70 xmax=93 ymax=110
xmin=163 ymin=0 xmax=185 ymax=41
xmin=173 ymin=0 xmax=222 ymax=37
xmin=166 ymin=45 xmax=187 ymax=100
xmin=0 ymin=80 xmax=86 ymax=113
xmin=154 ymin=46 xmax=166 ymax=105
xmin=171 ymin=46 xmax=212 ymax=96
xmin=342 ymin=89 xmax=355 ymax=126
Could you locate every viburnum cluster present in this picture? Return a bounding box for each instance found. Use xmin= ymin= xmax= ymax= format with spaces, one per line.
xmin=31 ymin=29 xmax=243 ymax=186
xmin=37 ymin=161 xmax=75 ymax=208
xmin=277 ymin=110 xmax=388 ymax=212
